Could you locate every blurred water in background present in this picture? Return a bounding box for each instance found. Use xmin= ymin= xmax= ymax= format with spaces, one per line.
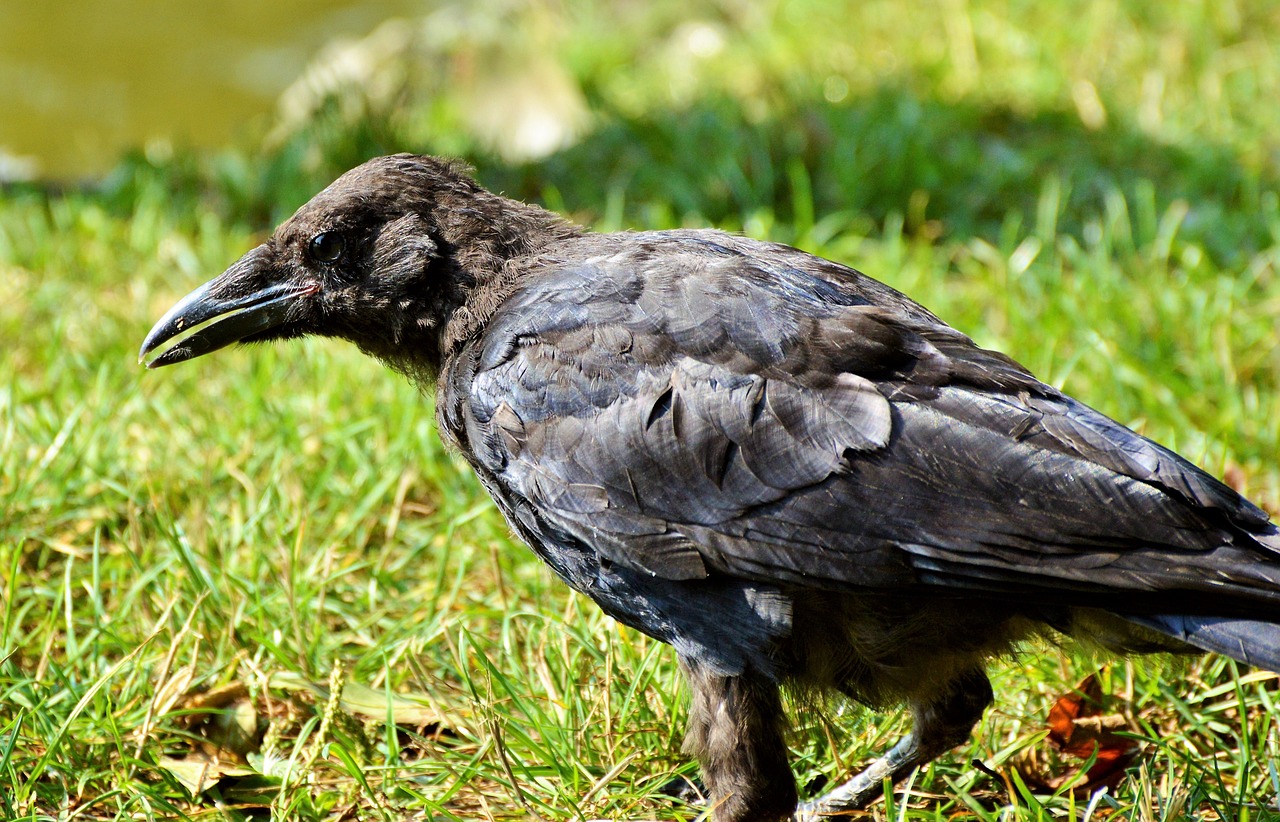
xmin=0 ymin=0 xmax=429 ymax=180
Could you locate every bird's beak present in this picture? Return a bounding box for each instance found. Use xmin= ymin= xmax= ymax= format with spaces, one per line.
xmin=139 ymin=246 xmax=319 ymax=368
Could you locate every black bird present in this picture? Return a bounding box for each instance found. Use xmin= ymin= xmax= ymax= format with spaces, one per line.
xmin=141 ymin=154 xmax=1280 ymax=820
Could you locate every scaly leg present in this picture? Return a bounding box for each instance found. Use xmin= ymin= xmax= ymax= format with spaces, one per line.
xmin=796 ymin=667 xmax=993 ymax=819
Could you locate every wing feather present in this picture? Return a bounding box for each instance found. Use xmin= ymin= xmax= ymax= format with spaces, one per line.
xmin=454 ymin=231 xmax=1280 ymax=612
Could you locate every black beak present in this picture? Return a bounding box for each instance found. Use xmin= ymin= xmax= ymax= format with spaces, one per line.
xmin=139 ymin=248 xmax=319 ymax=368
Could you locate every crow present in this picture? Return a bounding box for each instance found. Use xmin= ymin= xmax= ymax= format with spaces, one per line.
xmin=141 ymin=154 xmax=1280 ymax=820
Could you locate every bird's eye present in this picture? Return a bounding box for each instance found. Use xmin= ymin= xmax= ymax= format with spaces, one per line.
xmin=308 ymin=231 xmax=345 ymax=264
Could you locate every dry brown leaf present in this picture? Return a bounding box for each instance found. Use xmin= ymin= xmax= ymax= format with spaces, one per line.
xmin=271 ymin=670 xmax=463 ymax=733
xmin=158 ymin=751 xmax=256 ymax=795
xmin=1021 ymin=673 xmax=1141 ymax=794
xmin=171 ymin=680 xmax=261 ymax=761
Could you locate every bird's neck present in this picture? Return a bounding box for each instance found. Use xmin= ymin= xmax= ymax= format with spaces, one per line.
xmin=433 ymin=189 xmax=584 ymax=361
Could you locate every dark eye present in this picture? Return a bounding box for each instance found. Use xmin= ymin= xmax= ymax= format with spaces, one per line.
xmin=308 ymin=231 xmax=345 ymax=264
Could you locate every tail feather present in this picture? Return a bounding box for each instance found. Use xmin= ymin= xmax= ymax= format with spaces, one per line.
xmin=1124 ymin=614 xmax=1280 ymax=671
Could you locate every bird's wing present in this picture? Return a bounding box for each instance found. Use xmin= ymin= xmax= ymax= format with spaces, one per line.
xmin=454 ymin=233 xmax=1279 ymax=607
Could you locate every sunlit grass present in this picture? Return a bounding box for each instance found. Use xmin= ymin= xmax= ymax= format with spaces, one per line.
xmin=3 ymin=0 xmax=1279 ymax=819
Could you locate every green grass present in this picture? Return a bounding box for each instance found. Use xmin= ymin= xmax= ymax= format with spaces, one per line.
xmin=3 ymin=0 xmax=1279 ymax=819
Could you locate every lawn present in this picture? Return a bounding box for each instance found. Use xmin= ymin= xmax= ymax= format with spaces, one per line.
xmin=2 ymin=1 xmax=1279 ymax=819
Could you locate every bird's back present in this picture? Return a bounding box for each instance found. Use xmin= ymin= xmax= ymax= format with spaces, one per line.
xmin=439 ymin=228 xmax=1280 ymax=678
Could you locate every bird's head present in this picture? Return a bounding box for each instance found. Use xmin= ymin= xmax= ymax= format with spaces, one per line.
xmin=140 ymin=153 xmax=569 ymax=375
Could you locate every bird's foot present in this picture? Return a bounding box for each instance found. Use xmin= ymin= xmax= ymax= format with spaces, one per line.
xmin=792 ymin=761 xmax=893 ymax=820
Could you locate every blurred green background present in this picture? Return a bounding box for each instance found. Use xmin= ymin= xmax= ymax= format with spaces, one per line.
xmin=0 ymin=0 xmax=424 ymax=179
xmin=3 ymin=1 xmax=1279 ymax=819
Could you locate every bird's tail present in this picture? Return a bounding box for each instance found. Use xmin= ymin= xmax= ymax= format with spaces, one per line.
xmin=1123 ymin=614 xmax=1280 ymax=671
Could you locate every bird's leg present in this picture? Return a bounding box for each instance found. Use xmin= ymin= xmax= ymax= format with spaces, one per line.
xmin=679 ymin=656 xmax=798 ymax=822
xmin=796 ymin=667 xmax=993 ymax=819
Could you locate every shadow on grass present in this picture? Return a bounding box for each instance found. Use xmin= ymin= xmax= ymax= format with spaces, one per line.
xmin=47 ymin=84 xmax=1280 ymax=266
xmin=489 ymin=88 xmax=1278 ymax=263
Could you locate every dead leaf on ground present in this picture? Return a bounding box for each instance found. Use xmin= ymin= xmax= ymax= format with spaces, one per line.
xmin=146 ymin=667 xmax=465 ymax=802
xmin=158 ymin=751 xmax=258 ymax=796
xmin=169 ymin=680 xmax=264 ymax=761
xmin=1013 ymin=673 xmax=1141 ymax=794
xmin=270 ymin=670 xmax=464 ymax=736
